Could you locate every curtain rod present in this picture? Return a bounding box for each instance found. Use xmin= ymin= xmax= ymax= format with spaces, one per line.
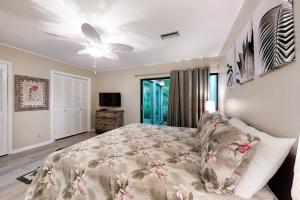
xmin=134 ymin=72 xmax=170 ymax=78
xmin=134 ymin=65 xmax=220 ymax=78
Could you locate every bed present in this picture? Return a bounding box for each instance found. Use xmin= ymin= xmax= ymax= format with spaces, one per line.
xmin=25 ymin=124 xmax=277 ymax=200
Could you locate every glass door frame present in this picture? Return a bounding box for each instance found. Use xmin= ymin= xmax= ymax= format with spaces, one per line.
xmin=140 ymin=76 xmax=170 ymax=123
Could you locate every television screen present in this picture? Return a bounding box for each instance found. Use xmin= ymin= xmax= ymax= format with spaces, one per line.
xmin=99 ymin=93 xmax=121 ymax=107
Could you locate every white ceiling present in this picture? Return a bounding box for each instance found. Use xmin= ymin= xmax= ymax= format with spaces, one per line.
xmin=0 ymin=0 xmax=244 ymax=71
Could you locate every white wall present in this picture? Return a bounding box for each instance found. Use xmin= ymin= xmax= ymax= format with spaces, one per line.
xmin=96 ymin=57 xmax=222 ymax=125
xmin=219 ymin=0 xmax=299 ymax=152
xmin=0 ymin=44 xmax=97 ymax=150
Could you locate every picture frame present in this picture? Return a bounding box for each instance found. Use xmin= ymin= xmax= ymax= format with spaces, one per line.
xmin=253 ymin=0 xmax=295 ymax=76
xmin=15 ymin=75 xmax=49 ymax=111
xmin=235 ymin=21 xmax=254 ymax=84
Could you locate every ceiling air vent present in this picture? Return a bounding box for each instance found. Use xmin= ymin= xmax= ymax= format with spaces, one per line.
xmin=160 ymin=31 xmax=180 ymax=40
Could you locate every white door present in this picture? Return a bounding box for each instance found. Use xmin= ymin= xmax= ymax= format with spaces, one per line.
xmin=80 ymin=79 xmax=88 ymax=132
xmin=0 ymin=63 xmax=8 ymax=156
xmin=72 ymin=78 xmax=82 ymax=134
xmin=63 ymin=76 xmax=73 ymax=138
xmin=53 ymin=74 xmax=66 ymax=139
xmin=53 ymin=73 xmax=90 ymax=139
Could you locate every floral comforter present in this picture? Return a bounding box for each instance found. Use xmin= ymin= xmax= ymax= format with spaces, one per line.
xmin=25 ymin=124 xmax=277 ymax=200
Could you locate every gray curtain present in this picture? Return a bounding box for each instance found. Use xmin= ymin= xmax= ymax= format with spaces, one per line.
xmin=168 ymin=67 xmax=209 ymax=128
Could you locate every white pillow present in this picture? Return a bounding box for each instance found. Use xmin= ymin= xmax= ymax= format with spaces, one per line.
xmin=292 ymin=137 xmax=300 ymax=200
xmin=229 ymin=118 xmax=296 ymax=199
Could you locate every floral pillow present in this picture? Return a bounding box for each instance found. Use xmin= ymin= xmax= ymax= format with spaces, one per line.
xmin=197 ymin=112 xmax=224 ymax=151
xmin=197 ymin=112 xmax=223 ymax=134
xmin=199 ymin=124 xmax=260 ymax=194
xmin=197 ymin=112 xmax=212 ymax=131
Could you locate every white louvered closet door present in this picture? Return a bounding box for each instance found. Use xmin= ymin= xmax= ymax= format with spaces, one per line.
xmin=80 ymin=79 xmax=88 ymax=132
xmin=0 ymin=63 xmax=8 ymax=156
xmin=72 ymin=78 xmax=82 ymax=134
xmin=53 ymin=73 xmax=89 ymax=139
xmin=53 ymin=74 xmax=66 ymax=139
xmin=64 ymin=76 xmax=74 ymax=138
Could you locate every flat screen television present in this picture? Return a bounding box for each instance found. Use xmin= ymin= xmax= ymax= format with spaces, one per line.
xmin=99 ymin=93 xmax=121 ymax=107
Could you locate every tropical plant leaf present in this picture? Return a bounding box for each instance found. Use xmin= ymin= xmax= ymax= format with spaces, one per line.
xmin=109 ymin=178 xmax=121 ymax=198
xmin=189 ymin=146 xmax=201 ymax=153
xmin=152 ymin=143 xmax=162 ymax=148
xmin=34 ymin=182 xmax=47 ymax=197
xmin=52 ymin=153 xmax=63 ymax=163
xmin=131 ymin=168 xmax=149 ymax=180
xmin=125 ymin=151 xmax=136 ymax=156
xmin=191 ymin=181 xmax=203 ymax=191
xmin=88 ymin=159 xmax=100 ymax=168
xmin=259 ymin=1 xmax=295 ymax=72
xmin=202 ymin=168 xmax=217 ymax=182
xmin=166 ymin=157 xmax=179 ymax=164
xmin=188 ymin=192 xmax=194 ymax=200
xmin=62 ymin=184 xmax=75 ymax=199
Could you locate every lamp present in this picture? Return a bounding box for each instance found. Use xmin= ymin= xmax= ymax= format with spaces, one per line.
xmin=205 ymin=100 xmax=216 ymax=113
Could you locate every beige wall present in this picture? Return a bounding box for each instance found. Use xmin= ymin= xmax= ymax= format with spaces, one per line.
xmin=96 ymin=57 xmax=223 ymax=125
xmin=0 ymin=44 xmax=97 ymax=150
xmin=219 ymin=0 xmax=299 ymax=151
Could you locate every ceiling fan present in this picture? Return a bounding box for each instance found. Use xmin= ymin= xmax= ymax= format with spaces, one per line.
xmin=45 ymin=23 xmax=134 ymax=61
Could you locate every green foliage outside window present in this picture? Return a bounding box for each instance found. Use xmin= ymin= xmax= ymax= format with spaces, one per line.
xmin=142 ymin=78 xmax=170 ymax=125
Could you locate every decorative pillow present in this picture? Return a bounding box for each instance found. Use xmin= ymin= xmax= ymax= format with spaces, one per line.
xmin=197 ymin=112 xmax=223 ymax=135
xmin=197 ymin=112 xmax=212 ymax=131
xmin=197 ymin=112 xmax=224 ymax=153
xmin=200 ymin=123 xmax=260 ymax=194
xmin=229 ymin=118 xmax=296 ymax=199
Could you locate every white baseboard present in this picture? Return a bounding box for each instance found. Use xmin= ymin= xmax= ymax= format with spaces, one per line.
xmin=10 ymin=140 xmax=54 ymax=154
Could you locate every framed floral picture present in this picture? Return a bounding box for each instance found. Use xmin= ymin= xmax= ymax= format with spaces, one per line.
xmin=15 ymin=75 xmax=49 ymax=111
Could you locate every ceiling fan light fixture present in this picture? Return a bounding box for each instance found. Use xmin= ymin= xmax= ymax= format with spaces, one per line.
xmin=86 ymin=46 xmax=105 ymax=57
xmin=45 ymin=22 xmax=134 ymax=61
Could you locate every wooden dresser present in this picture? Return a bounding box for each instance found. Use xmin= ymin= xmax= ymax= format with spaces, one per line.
xmin=95 ymin=109 xmax=124 ymax=134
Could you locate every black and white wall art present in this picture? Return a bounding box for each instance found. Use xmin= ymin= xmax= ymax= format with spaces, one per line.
xmin=253 ymin=0 xmax=295 ymax=76
xmin=235 ymin=21 xmax=255 ymax=84
xmin=226 ymin=47 xmax=236 ymax=88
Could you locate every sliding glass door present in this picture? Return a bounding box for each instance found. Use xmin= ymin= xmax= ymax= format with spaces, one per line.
xmin=209 ymin=73 xmax=218 ymax=111
xmin=142 ymin=80 xmax=152 ymax=124
xmin=141 ymin=77 xmax=170 ymax=125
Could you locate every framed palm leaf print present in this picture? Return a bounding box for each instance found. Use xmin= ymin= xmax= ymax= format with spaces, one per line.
xmin=253 ymin=0 xmax=295 ymax=76
xmin=15 ymin=75 xmax=49 ymax=111
xmin=235 ymin=21 xmax=255 ymax=84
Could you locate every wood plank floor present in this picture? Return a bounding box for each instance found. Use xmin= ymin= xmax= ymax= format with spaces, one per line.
xmin=0 ymin=132 xmax=97 ymax=200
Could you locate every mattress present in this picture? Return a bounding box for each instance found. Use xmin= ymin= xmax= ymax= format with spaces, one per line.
xmin=25 ymin=124 xmax=277 ymax=200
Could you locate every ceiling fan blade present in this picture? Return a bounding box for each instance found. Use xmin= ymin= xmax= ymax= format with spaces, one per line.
xmin=81 ymin=23 xmax=101 ymax=44
xmin=45 ymin=32 xmax=78 ymax=42
xmin=109 ymin=43 xmax=134 ymax=52
xmin=103 ymin=52 xmax=119 ymax=60
xmin=44 ymin=32 xmax=88 ymax=46
xmin=78 ymin=49 xmax=90 ymax=55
